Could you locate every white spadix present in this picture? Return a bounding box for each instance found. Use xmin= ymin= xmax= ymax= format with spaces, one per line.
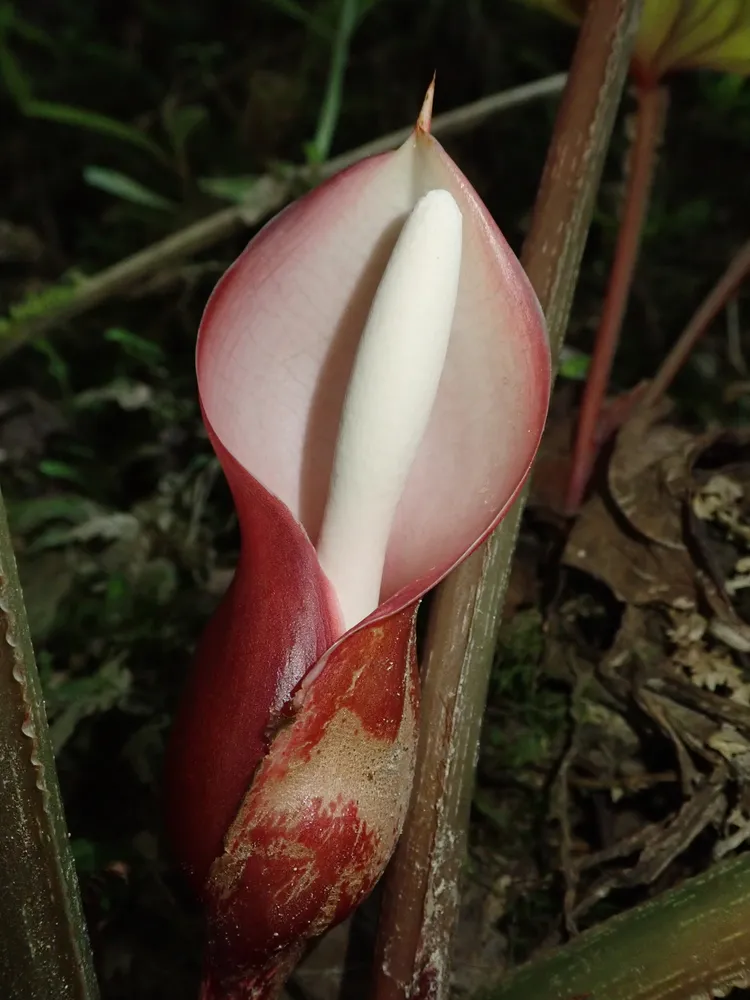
xmin=316 ymin=188 xmax=463 ymax=631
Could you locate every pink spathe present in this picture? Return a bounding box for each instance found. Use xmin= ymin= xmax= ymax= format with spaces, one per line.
xmin=198 ymin=129 xmax=549 ymax=615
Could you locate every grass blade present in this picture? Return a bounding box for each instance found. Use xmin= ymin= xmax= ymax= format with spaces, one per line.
xmin=308 ymin=0 xmax=360 ymax=162
xmin=24 ymin=99 xmax=170 ymax=164
xmin=84 ymin=165 xmax=177 ymax=211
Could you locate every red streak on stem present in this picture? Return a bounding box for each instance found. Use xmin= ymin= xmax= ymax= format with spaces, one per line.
xmin=638 ymin=236 xmax=750 ymax=411
xmin=565 ymin=83 xmax=667 ymax=514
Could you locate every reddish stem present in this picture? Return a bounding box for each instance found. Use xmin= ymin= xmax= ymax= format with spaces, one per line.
xmin=564 ymin=83 xmax=668 ymax=514
xmin=637 ymin=236 xmax=750 ymax=411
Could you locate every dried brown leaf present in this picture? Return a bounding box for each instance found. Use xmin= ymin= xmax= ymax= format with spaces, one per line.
xmin=564 ymin=492 xmax=697 ymax=607
xmin=608 ymin=402 xmax=693 ymax=550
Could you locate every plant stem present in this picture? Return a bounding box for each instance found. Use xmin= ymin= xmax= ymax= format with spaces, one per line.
xmin=638 ymin=236 xmax=750 ymax=410
xmin=309 ymin=0 xmax=359 ymax=162
xmin=0 ymin=74 xmax=567 ymax=360
xmin=476 ymin=852 xmax=750 ymax=1000
xmin=565 ymin=83 xmax=667 ymax=513
xmin=0 ymin=486 xmax=99 ymax=1000
xmin=369 ymin=3 xmax=642 ymax=999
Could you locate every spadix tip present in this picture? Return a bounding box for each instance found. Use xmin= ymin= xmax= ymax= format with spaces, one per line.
xmin=410 ymin=188 xmax=462 ymax=246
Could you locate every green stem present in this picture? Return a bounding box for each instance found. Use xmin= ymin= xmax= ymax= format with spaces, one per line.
xmin=370 ymin=3 xmax=643 ymax=998
xmin=0 ymin=487 xmax=99 ymax=1000
xmin=476 ymin=853 xmax=750 ymax=1000
xmin=565 ymin=83 xmax=667 ymax=514
xmin=309 ymin=0 xmax=359 ymax=163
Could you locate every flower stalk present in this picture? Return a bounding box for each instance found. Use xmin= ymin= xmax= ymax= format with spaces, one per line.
xmin=371 ymin=2 xmax=643 ymax=997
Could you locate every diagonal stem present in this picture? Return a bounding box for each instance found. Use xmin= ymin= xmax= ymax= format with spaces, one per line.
xmin=565 ymin=83 xmax=668 ymax=514
xmin=369 ymin=3 xmax=643 ymax=999
xmin=638 ymin=235 xmax=750 ymax=411
xmin=477 ymin=852 xmax=750 ymax=1000
xmin=0 ymin=74 xmax=566 ymax=361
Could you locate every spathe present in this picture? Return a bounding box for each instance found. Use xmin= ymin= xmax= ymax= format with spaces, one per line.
xmin=165 ymin=83 xmax=549 ymax=998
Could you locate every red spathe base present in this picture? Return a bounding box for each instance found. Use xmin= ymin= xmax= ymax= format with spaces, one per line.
xmin=201 ymin=605 xmax=420 ymax=999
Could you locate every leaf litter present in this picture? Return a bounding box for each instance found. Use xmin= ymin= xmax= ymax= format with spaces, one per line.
xmin=458 ymin=401 xmax=750 ymax=993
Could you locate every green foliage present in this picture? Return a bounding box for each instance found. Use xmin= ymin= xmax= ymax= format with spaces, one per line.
xmin=306 ymin=0 xmax=362 ymax=162
xmin=23 ymin=100 xmax=170 ymax=162
xmin=485 ymin=610 xmax=566 ymax=772
xmin=103 ymin=328 xmax=166 ymax=367
xmin=0 ymin=4 xmax=169 ymax=162
xmin=558 ymin=345 xmax=591 ymax=380
xmin=83 ymin=167 xmax=177 ymax=212
xmin=161 ymin=101 xmax=208 ymax=164
xmin=0 ymin=282 xmax=78 ymax=337
xmin=197 ymin=175 xmax=259 ymax=203
xmin=41 ymin=654 xmax=133 ymax=753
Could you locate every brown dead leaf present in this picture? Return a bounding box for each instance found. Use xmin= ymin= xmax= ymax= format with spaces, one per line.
xmin=564 ymin=492 xmax=697 ymax=607
xmin=706 ymin=725 xmax=750 ymax=782
xmin=615 ymin=771 xmax=725 ymax=882
xmin=646 ymin=675 xmax=750 ymax=738
xmin=570 ymin=771 xmax=727 ymax=922
xmin=634 ymin=684 xmax=701 ymax=793
xmin=608 ymin=401 xmax=693 ymax=550
xmin=545 ymin=418 xmax=750 ymax=936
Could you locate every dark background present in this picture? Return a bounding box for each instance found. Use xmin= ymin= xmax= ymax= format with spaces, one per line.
xmin=2 ymin=1 xmax=750 ymax=997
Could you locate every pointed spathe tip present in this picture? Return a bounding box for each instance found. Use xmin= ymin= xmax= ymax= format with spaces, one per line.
xmin=417 ymin=74 xmax=436 ymax=134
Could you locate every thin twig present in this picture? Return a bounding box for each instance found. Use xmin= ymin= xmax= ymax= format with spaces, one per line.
xmin=0 ymin=74 xmax=567 ymax=361
xmin=370 ymin=3 xmax=642 ymax=999
xmin=637 ymin=237 xmax=750 ymax=410
xmin=565 ymin=83 xmax=668 ymax=513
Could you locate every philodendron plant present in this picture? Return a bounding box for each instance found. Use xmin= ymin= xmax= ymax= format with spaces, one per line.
xmin=164 ymin=83 xmax=550 ymax=1000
